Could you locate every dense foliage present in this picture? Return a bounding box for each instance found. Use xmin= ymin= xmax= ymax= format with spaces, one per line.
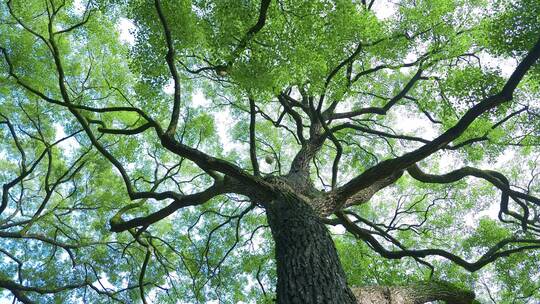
xmin=0 ymin=0 xmax=540 ymax=303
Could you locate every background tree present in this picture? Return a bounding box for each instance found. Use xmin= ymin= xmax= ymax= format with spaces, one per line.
xmin=1 ymin=0 xmax=540 ymax=303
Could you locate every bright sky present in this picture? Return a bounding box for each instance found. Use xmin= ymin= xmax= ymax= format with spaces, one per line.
xmin=1 ymin=2 xmax=536 ymax=303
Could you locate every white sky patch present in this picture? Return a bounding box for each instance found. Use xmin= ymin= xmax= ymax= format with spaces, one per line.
xmin=93 ymin=272 xmax=116 ymax=292
xmin=118 ymin=18 xmax=136 ymax=45
xmin=73 ymin=0 xmax=86 ymax=16
xmin=207 ymin=95 xmax=244 ymax=153
xmin=329 ymin=224 xmax=346 ymax=235
xmin=214 ymin=111 xmax=241 ymax=153
xmin=0 ymin=150 xmax=7 ymax=162
xmin=192 ymin=90 xmax=211 ymax=107
xmin=58 ymin=251 xmax=71 ymax=263
xmin=147 ymin=288 xmax=160 ymax=303
xmin=125 ymin=162 xmax=136 ymax=172
xmin=480 ymin=52 xmax=518 ymax=77
xmin=464 ymin=199 xmax=500 ymax=227
xmin=163 ymin=78 xmax=175 ymax=95
xmin=54 ymin=123 xmax=80 ymax=155
xmin=372 ymin=0 xmax=398 ymax=20
xmin=495 ymin=149 xmax=515 ymax=166
xmin=394 ymin=111 xmax=438 ymax=139
xmin=0 ymin=293 xmax=12 ymax=304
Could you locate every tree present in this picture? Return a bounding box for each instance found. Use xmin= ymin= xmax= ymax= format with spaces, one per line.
xmin=1 ymin=0 xmax=540 ymax=303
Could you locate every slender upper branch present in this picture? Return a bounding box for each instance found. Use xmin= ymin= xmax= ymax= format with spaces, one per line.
xmin=229 ymin=0 xmax=272 ymax=63
xmin=249 ymin=98 xmax=260 ymax=176
xmin=338 ymin=212 xmax=540 ymax=272
xmin=330 ymin=68 xmax=423 ymax=120
xmin=408 ymin=164 xmax=540 ymax=230
xmin=154 ymin=0 xmax=182 ymax=136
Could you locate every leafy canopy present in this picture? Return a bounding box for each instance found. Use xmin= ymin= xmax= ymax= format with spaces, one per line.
xmin=1 ymin=0 xmax=540 ymax=303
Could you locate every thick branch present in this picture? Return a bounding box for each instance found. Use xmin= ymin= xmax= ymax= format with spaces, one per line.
xmin=0 ymin=279 xmax=86 ymax=295
xmin=352 ymin=281 xmax=476 ymax=304
xmin=109 ymin=182 xmax=229 ymax=232
xmin=311 ymin=170 xmax=402 ymax=217
xmin=334 ymin=36 xmax=540 ymax=204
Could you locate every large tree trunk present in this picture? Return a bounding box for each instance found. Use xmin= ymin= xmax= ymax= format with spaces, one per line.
xmin=266 ymin=193 xmax=357 ymax=304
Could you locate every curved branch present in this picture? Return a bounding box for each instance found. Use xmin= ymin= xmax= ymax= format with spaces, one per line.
xmin=139 ymin=249 xmax=151 ymax=304
xmin=337 ymin=212 xmax=540 ymax=272
xmin=0 ymin=279 xmax=86 ymax=295
xmin=407 ymin=164 xmax=540 ymax=230
xmin=229 ymin=0 xmax=272 ymax=63
xmin=334 ymin=36 xmax=540 ymax=204
xmin=331 ymin=68 xmax=423 ymax=120
xmin=109 ymin=182 xmax=229 ymax=232
xmin=97 ymin=122 xmax=153 ymax=135
xmin=184 ymin=0 xmax=272 ymax=74
xmin=277 ymin=94 xmax=306 ymax=144
xmin=154 ymin=0 xmax=182 ymax=135
xmin=1 ymin=17 xmax=277 ymax=201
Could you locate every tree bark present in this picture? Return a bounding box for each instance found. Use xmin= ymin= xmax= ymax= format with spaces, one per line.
xmin=351 ymin=281 xmax=477 ymax=304
xmin=266 ymin=193 xmax=357 ymax=304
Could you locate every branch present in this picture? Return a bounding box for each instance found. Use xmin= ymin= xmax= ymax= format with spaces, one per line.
xmin=312 ymin=100 xmax=342 ymax=189
xmin=184 ymin=0 xmax=272 ymax=75
xmin=110 ymin=182 xmax=232 ymax=232
xmin=337 ymin=212 xmax=540 ymax=272
xmin=1 ymin=15 xmax=277 ymax=202
xmin=277 ymin=94 xmax=306 ymax=144
xmin=0 ymin=278 xmax=86 ymax=295
xmin=229 ymin=0 xmax=272 ymax=63
xmin=139 ymin=249 xmax=151 ymax=304
xmin=324 ymin=42 xmax=362 ymax=89
xmin=54 ymin=0 xmax=94 ymax=35
xmin=311 ymin=171 xmax=402 ymax=217
xmin=249 ymin=98 xmax=260 ymax=176
xmin=407 ymin=164 xmax=540 ymax=230
xmin=330 ymin=68 xmax=423 ymax=120
xmin=97 ymin=123 xmax=153 ymax=135
xmin=154 ymin=0 xmax=182 ymax=135
xmin=352 ymin=281 xmax=476 ymax=304
xmin=334 ymin=36 xmax=540 ymax=204
xmin=328 ymin=104 xmax=528 ymax=151
xmin=0 ymin=128 xmax=82 ymax=217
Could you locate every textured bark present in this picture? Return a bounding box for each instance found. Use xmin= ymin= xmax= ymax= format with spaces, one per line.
xmin=351 ymin=281 xmax=476 ymax=304
xmin=266 ymin=193 xmax=356 ymax=304
xmin=289 ymin=142 xmax=321 ymax=177
xmin=310 ymin=170 xmax=403 ymax=217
